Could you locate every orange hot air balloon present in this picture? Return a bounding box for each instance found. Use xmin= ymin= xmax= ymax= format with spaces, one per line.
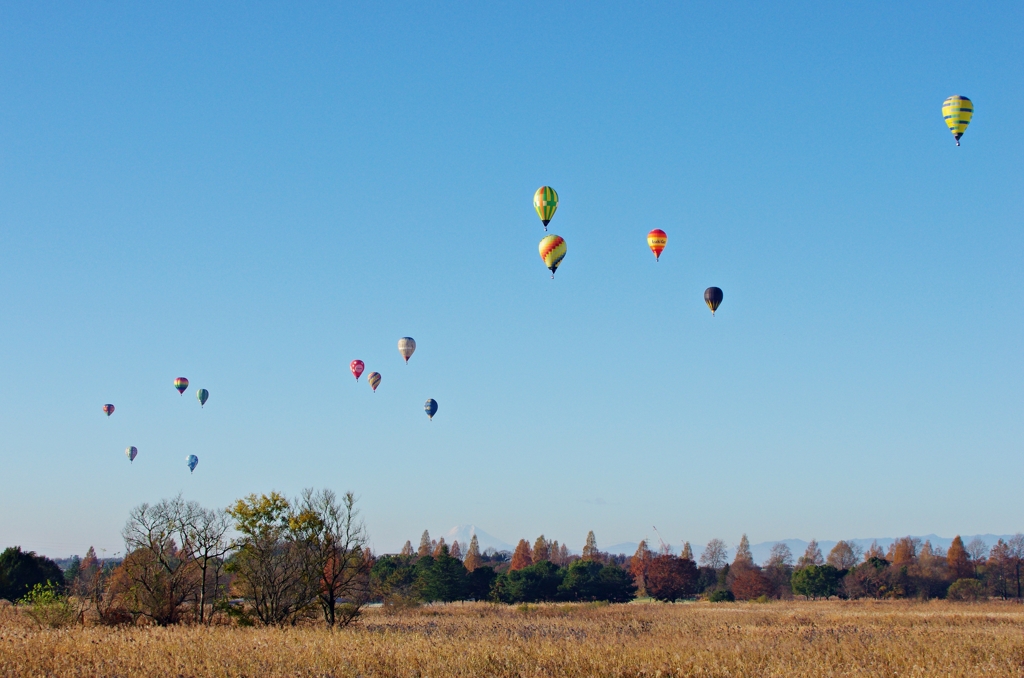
xmin=647 ymin=229 xmax=667 ymax=261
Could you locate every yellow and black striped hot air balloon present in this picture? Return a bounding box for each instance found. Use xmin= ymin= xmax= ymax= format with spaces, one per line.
xmin=942 ymin=95 xmax=973 ymax=146
xmin=533 ymin=186 xmax=558 ymax=231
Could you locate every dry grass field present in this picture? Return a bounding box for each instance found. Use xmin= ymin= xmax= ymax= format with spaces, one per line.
xmin=3 ymin=600 xmax=1024 ymax=677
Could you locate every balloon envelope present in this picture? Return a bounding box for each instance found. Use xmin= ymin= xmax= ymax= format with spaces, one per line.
xmin=398 ymin=337 xmax=416 ymax=363
xmin=424 ymin=398 xmax=438 ymax=420
xmin=125 ymin=446 xmax=137 ymax=463
xmin=704 ymin=287 xmax=724 ymax=315
xmin=174 ymin=377 xmax=189 ymax=395
xmin=367 ymin=372 xmax=381 ymax=392
xmin=196 ymin=388 xmax=209 ymax=407
xmin=539 ymin=235 xmax=567 ymax=278
xmin=942 ymin=95 xmax=973 ymax=145
xmin=533 ymin=186 xmax=559 ymax=230
xmin=102 ymin=404 xmax=115 ymax=417
xmin=186 ymin=454 xmax=199 ymax=473
xmin=647 ymin=229 xmax=667 ymax=261
xmin=350 ymin=359 xmax=365 ymax=381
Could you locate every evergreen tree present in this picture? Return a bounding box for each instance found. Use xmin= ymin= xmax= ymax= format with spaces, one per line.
xmin=582 ymin=531 xmax=599 ymax=561
xmin=533 ymin=536 xmax=550 ymax=563
xmin=510 ymin=539 xmax=533 ymax=571
xmin=418 ymin=531 xmax=432 ymax=557
xmin=464 ymin=535 xmax=482 ymax=572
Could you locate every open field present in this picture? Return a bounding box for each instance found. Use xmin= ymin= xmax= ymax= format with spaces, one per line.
xmin=3 ymin=600 xmax=1024 ymax=677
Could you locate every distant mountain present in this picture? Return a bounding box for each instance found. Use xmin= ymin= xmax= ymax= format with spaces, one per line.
xmin=442 ymin=525 xmax=515 ymax=553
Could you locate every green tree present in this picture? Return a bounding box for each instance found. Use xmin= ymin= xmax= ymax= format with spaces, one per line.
xmin=371 ymin=555 xmax=420 ymax=610
xmin=497 ymin=561 xmax=564 ymax=603
xmin=18 ymin=582 xmax=79 ymax=628
xmin=791 ymin=564 xmax=840 ymax=599
xmin=0 ymin=547 xmax=65 ymax=602
xmin=559 ymin=560 xmax=635 ymax=602
xmin=417 ymin=545 xmax=466 ymax=602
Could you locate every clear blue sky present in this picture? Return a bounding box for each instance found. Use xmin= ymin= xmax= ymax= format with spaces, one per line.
xmin=2 ymin=2 xmax=1022 ymax=558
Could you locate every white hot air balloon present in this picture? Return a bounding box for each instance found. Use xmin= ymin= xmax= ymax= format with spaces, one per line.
xmin=398 ymin=337 xmax=416 ymax=363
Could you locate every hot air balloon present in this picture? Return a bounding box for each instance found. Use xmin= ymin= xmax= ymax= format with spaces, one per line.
xmin=367 ymin=372 xmax=381 ymax=392
xmin=398 ymin=337 xmax=416 ymax=363
xmin=186 ymin=454 xmax=199 ymax=473
xmin=102 ymin=404 xmax=115 ymax=417
xmin=174 ymin=377 xmax=189 ymax=395
xmin=539 ymin=235 xmax=566 ymax=278
xmin=942 ymin=95 xmax=973 ymax=146
xmin=533 ymin=186 xmax=559 ymax=231
xmin=350 ymin=359 xmax=365 ymax=381
xmin=647 ymin=229 xmax=667 ymax=261
xmin=125 ymin=446 xmax=138 ymax=463
xmin=704 ymin=287 xmax=723 ymax=315
xmin=424 ymin=399 xmax=438 ymax=420
xmin=196 ymin=388 xmax=209 ymax=407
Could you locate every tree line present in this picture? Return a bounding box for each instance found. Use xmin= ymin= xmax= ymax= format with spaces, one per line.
xmin=4 ymin=496 xmax=1024 ymax=627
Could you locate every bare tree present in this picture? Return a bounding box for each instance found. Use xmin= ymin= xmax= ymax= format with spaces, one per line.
xmin=966 ymin=537 xmax=988 ymax=577
xmin=766 ymin=543 xmax=793 ymax=568
xmin=699 ymin=539 xmax=728 ymax=570
xmin=120 ymin=500 xmax=199 ymax=625
xmin=797 ymin=540 xmax=824 ymax=568
xmin=294 ymin=489 xmax=371 ymax=628
xmin=827 ymin=541 xmax=862 ymax=570
xmin=1008 ymin=534 xmax=1024 ymax=600
xmin=175 ymin=499 xmax=231 ymax=624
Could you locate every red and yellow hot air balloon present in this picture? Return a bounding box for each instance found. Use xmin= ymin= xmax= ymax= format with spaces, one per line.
xmin=350 ymin=359 xmax=365 ymax=381
xmin=367 ymin=372 xmax=381 ymax=392
xmin=647 ymin=229 xmax=667 ymax=261
xmin=174 ymin=377 xmax=189 ymax=395
xmin=539 ymin=235 xmax=566 ymax=278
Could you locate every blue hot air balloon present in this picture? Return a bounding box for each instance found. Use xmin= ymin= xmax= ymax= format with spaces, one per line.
xmin=424 ymin=398 xmax=438 ymax=420
xmin=186 ymin=454 xmax=199 ymax=473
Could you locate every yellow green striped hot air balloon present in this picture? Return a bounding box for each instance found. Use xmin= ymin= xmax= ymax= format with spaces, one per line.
xmin=539 ymin=235 xmax=566 ymax=279
xmin=942 ymin=95 xmax=973 ymax=146
xmin=533 ymin=186 xmax=558 ymax=231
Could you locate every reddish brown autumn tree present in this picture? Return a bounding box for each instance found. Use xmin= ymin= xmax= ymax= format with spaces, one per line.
xmin=646 ymin=555 xmax=697 ymax=602
xmin=947 ymin=536 xmax=972 ymax=580
xmin=730 ymin=568 xmax=769 ymax=600
xmin=463 ymin=535 xmax=482 ymax=572
xmin=509 ymin=539 xmax=533 ymax=571
xmin=629 ymin=540 xmax=653 ymax=596
xmin=432 ymin=537 xmax=447 ymax=557
xmin=450 ymin=540 xmax=462 ymax=560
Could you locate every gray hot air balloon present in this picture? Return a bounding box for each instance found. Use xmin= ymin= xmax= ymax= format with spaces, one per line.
xmin=398 ymin=337 xmax=416 ymax=363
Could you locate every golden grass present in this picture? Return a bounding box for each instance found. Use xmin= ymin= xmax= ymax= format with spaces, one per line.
xmin=3 ymin=600 xmax=1024 ymax=677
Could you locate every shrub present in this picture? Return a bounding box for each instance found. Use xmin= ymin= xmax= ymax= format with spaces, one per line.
xmin=947 ymin=578 xmax=985 ymax=602
xmin=18 ymin=582 xmax=79 ymax=628
xmin=708 ymin=589 xmax=734 ymax=602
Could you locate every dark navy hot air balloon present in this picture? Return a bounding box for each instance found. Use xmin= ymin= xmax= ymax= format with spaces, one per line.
xmin=704 ymin=287 xmax=723 ymax=316
xmin=424 ymin=399 xmax=438 ymax=421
